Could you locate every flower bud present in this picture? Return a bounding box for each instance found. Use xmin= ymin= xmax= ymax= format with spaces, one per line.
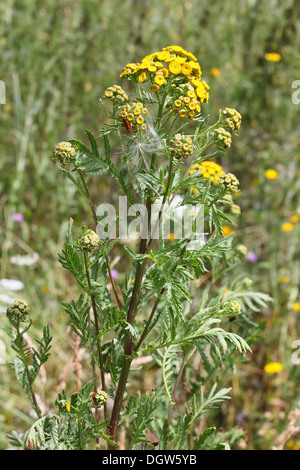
xmin=222 ymin=108 xmax=242 ymax=131
xmin=92 ymin=390 xmax=108 ymax=408
xmin=77 ymin=229 xmax=101 ymax=252
xmin=103 ymin=85 xmax=128 ymax=104
xmin=169 ymin=133 xmax=194 ymax=159
xmin=54 ymin=141 xmax=77 ymax=165
xmin=218 ymin=173 xmax=239 ymax=194
xmin=236 ymin=244 xmax=248 ymax=256
xmin=214 ymin=127 xmax=232 ymax=149
xmin=7 ymin=299 xmax=30 ymax=324
xmin=222 ymin=300 xmax=242 ymax=321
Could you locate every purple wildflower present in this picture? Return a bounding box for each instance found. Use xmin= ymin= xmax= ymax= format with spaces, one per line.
xmin=245 ymin=251 xmax=258 ymax=263
xmin=11 ymin=213 xmax=24 ymax=223
xmin=107 ymin=268 xmax=119 ymax=280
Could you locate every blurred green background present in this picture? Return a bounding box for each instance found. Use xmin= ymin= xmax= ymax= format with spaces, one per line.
xmin=1 ymin=0 xmax=300 ymax=450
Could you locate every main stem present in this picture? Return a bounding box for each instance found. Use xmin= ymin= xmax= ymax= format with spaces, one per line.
xmin=108 ymin=214 xmax=149 ymax=445
xmin=84 ymin=252 xmax=108 ymax=420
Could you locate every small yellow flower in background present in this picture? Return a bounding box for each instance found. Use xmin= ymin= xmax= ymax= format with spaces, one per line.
xmin=222 ymin=288 xmax=230 ymax=298
xmin=84 ymin=81 xmax=93 ymax=93
xmin=210 ymin=68 xmax=220 ymax=77
xmin=66 ymin=402 xmax=71 ymax=411
xmin=251 ymin=120 xmax=259 ymax=127
xmin=293 ymin=302 xmax=300 ymax=312
xmin=169 ymin=233 xmax=175 ymax=241
xmin=130 ymin=278 xmax=135 ymax=285
xmin=289 ymin=214 xmax=300 ymax=223
xmin=265 ymin=52 xmax=281 ymax=62
xmin=43 ymin=285 xmax=50 ymax=293
xmin=281 ymin=223 xmax=294 ymax=232
xmin=265 ymin=169 xmax=278 ymax=180
xmin=264 ymin=362 xmax=283 ymax=374
xmin=222 ymin=226 xmax=233 ymax=237
xmin=251 ymin=179 xmax=260 ymax=187
xmin=3 ymin=103 xmax=12 ymax=114
xmin=286 ymin=440 xmax=300 ymax=450
xmin=278 ymin=276 xmax=290 ymax=283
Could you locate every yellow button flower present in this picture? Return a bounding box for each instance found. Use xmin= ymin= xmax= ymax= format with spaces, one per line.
xmin=265 ymin=52 xmax=281 ymax=62
xmin=293 ymin=302 xmax=300 ymax=312
xmin=178 ymin=109 xmax=187 ymax=118
xmin=210 ymin=68 xmax=220 ymax=77
xmin=265 ymin=169 xmax=278 ymax=180
xmin=148 ymin=64 xmax=157 ymax=73
xmin=289 ymin=215 xmax=299 ymax=223
xmin=157 ymin=50 xmax=171 ymax=61
xmin=277 ymin=276 xmax=290 ymax=283
xmin=281 ymin=223 xmax=294 ymax=232
xmin=154 ymin=74 xmax=166 ymax=86
xmin=181 ymin=62 xmax=193 ymax=75
xmin=169 ymin=60 xmax=182 ymax=74
xmin=150 ymin=84 xmax=159 ymax=92
xmin=196 ymin=83 xmax=205 ymax=99
xmin=138 ymin=72 xmax=147 ymax=83
xmin=222 ymin=226 xmax=233 ymax=237
xmin=264 ymin=362 xmax=283 ymax=374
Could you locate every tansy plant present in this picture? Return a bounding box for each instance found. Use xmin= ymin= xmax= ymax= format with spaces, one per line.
xmin=6 ymin=46 xmax=271 ymax=451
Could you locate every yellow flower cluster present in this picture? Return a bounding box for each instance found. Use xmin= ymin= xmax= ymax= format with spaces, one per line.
xmin=171 ymin=83 xmax=205 ymax=120
xmin=214 ymin=127 xmax=232 ymax=149
xmin=120 ymin=46 xmax=209 ymax=118
xmin=222 ymin=108 xmax=242 ymax=131
xmin=169 ymin=133 xmax=194 ymax=159
xmin=189 ymin=161 xmax=224 ymax=185
xmin=118 ymin=102 xmax=148 ymax=133
xmin=103 ymin=84 xmax=128 ymax=104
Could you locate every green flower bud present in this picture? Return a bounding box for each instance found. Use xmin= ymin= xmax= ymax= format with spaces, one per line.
xmin=236 ymin=244 xmax=248 ymax=256
xmin=218 ymin=173 xmax=239 ymax=194
xmin=54 ymin=141 xmax=77 ymax=165
xmin=7 ymin=299 xmax=30 ymax=324
xmin=222 ymin=300 xmax=242 ymax=320
xmin=231 ymin=203 xmax=241 ymax=215
xmin=92 ymin=390 xmax=108 ymax=408
xmin=222 ymin=108 xmax=242 ymax=131
xmin=214 ymin=127 xmax=232 ymax=149
xmin=169 ymin=134 xmax=194 ymax=159
xmin=243 ymin=278 xmax=253 ymax=288
xmin=103 ymin=85 xmax=129 ymax=103
xmin=77 ymin=229 xmax=101 ymax=252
